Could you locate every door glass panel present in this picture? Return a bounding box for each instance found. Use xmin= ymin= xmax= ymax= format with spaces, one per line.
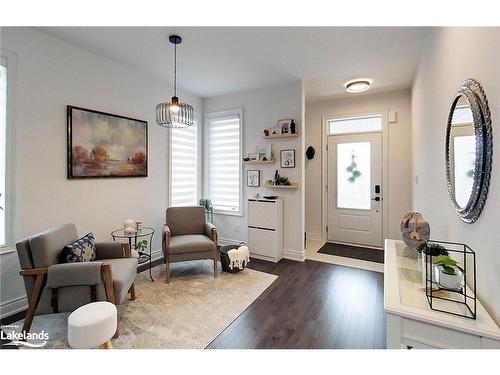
xmin=453 ymin=135 xmax=475 ymax=208
xmin=337 ymin=142 xmax=371 ymax=210
xmin=329 ymin=115 xmax=382 ymax=135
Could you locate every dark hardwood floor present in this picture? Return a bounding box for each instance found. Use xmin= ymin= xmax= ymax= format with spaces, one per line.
xmin=2 ymin=257 xmax=386 ymax=349
xmin=207 ymin=258 xmax=386 ymax=349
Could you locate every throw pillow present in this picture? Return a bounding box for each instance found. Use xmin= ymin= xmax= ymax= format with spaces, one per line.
xmin=59 ymin=232 xmax=96 ymax=263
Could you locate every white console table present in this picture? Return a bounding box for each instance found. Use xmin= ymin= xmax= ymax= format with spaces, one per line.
xmin=384 ymin=239 xmax=500 ymax=349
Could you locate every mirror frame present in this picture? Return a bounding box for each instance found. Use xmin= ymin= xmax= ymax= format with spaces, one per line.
xmin=445 ymin=78 xmax=493 ymax=224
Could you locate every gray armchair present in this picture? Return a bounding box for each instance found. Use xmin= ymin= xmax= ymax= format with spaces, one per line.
xmin=16 ymin=223 xmax=137 ymax=335
xmin=162 ymin=206 xmax=218 ymax=283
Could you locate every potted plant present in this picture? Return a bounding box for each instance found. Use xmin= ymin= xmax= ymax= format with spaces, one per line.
xmin=433 ymin=255 xmax=465 ymax=291
xmin=133 ymin=239 xmax=148 ymax=259
xmin=416 ymin=242 xmax=449 ymax=284
xmin=416 ymin=242 xmax=449 ymax=256
xmin=278 ymin=176 xmax=290 ymax=186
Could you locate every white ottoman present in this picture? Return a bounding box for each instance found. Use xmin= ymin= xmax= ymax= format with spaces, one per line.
xmin=68 ymin=301 xmax=117 ymax=349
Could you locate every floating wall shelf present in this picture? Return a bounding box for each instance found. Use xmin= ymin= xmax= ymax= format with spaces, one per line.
xmin=243 ymin=158 xmax=275 ymax=164
xmin=263 ymin=133 xmax=298 ymax=139
xmin=265 ymin=182 xmax=299 ymax=189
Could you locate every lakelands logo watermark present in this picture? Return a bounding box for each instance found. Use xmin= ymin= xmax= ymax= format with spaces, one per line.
xmin=1 ymin=325 xmax=49 ymax=348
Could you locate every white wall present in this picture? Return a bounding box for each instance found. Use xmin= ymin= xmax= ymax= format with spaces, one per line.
xmin=305 ymin=89 xmax=413 ymax=241
xmin=412 ymin=27 xmax=500 ymax=323
xmin=203 ymin=81 xmax=306 ymax=260
xmin=0 ymin=27 xmax=202 ymax=317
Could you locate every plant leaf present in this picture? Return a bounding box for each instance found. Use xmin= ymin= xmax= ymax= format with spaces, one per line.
xmin=442 ymin=265 xmax=456 ymax=275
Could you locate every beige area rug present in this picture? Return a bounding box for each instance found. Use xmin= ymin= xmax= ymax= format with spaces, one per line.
xmin=10 ymin=261 xmax=277 ymax=349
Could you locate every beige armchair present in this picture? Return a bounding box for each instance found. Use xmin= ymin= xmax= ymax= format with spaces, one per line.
xmin=16 ymin=223 xmax=137 ymax=336
xmin=162 ymin=206 xmax=218 ymax=283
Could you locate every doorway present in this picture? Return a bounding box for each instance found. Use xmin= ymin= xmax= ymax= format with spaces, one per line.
xmin=326 ymin=115 xmax=383 ymax=248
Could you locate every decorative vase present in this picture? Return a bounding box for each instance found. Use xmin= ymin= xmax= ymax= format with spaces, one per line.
xmin=123 ymin=219 xmax=136 ymax=234
xmin=434 ymin=266 xmax=464 ymax=291
xmin=400 ymin=212 xmax=430 ymax=247
xmin=274 ymin=170 xmax=280 ymax=185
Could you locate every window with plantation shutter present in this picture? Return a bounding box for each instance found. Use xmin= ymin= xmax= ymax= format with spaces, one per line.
xmin=170 ymin=120 xmax=199 ymax=207
xmin=206 ymin=110 xmax=242 ymax=215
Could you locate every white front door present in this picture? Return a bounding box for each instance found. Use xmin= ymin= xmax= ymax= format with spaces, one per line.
xmin=327 ymin=132 xmax=382 ymax=247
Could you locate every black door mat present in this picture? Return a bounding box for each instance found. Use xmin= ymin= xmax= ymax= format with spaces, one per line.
xmin=317 ymin=242 xmax=384 ymax=264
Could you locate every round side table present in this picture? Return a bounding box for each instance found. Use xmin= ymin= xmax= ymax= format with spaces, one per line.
xmin=111 ymin=227 xmax=155 ymax=282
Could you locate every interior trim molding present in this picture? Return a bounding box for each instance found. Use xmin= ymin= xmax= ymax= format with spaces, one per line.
xmin=306 ymin=232 xmax=322 ymax=241
xmin=0 ymin=247 xmax=17 ymax=256
xmin=218 ymin=237 xmax=244 ymax=246
xmin=219 ymin=238 xmax=305 ymax=262
xmin=283 ymin=248 xmax=306 ymax=262
xmin=149 ymin=248 xmax=164 ymax=262
xmin=0 ymin=295 xmax=28 ymax=318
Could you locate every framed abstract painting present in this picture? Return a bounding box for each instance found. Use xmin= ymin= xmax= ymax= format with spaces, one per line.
xmin=67 ymin=106 xmax=148 ymax=178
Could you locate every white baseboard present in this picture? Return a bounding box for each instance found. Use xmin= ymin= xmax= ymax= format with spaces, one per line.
xmin=218 ymin=237 xmax=245 ymax=246
xmin=0 ymin=295 xmax=28 ymax=318
xmin=217 ymin=239 xmax=306 ymax=263
xmin=283 ymin=248 xmax=306 ymax=262
xmin=306 ymin=232 xmax=322 ymax=241
xmin=149 ymin=248 xmax=163 ymax=262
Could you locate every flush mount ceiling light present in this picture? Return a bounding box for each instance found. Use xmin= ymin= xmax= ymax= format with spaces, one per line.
xmin=344 ymin=79 xmax=372 ymax=93
xmin=156 ymin=35 xmax=194 ymax=128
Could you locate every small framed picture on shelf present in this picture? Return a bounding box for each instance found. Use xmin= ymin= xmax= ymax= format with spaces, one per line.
xmin=278 ymin=119 xmax=293 ymax=134
xmin=247 ymin=170 xmax=260 ymax=187
xmin=255 ymin=144 xmax=272 ymax=161
xmin=280 ymin=149 xmax=295 ymax=168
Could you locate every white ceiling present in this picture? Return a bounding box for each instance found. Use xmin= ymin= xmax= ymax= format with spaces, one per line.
xmin=39 ymin=27 xmax=430 ymax=102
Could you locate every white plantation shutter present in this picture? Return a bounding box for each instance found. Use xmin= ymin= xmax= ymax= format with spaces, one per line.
xmin=207 ymin=112 xmax=241 ymax=214
xmin=170 ymin=121 xmax=198 ymax=206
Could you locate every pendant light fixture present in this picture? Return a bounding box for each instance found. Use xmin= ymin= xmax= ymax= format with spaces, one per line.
xmin=156 ymin=35 xmax=194 ymax=128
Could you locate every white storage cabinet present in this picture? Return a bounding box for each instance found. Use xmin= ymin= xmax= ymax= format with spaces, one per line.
xmin=247 ymin=198 xmax=283 ymax=263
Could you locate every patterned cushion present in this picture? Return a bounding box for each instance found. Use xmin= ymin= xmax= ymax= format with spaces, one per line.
xmin=59 ymin=233 xmax=96 ymax=263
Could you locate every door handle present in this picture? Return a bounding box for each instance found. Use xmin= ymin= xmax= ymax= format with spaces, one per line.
xmin=371 ymin=197 xmax=381 ymax=201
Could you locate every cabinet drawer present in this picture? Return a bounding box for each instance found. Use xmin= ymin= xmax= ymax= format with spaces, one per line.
xmin=402 ymin=338 xmax=440 ymax=349
xmin=248 ymin=200 xmax=277 ymax=229
xmin=402 ymin=318 xmax=481 ymax=349
xmin=248 ymin=227 xmax=278 ymax=259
